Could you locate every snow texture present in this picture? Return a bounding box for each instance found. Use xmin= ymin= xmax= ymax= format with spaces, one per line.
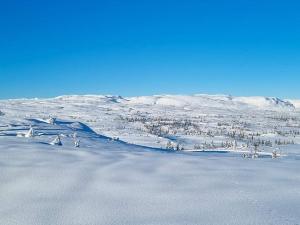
xmin=0 ymin=94 xmax=300 ymax=225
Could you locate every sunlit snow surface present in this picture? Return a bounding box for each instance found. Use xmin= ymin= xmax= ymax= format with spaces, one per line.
xmin=1 ymin=95 xmax=300 ymax=225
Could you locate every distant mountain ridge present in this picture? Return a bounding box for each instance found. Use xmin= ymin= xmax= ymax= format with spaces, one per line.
xmin=125 ymin=94 xmax=296 ymax=110
xmin=4 ymin=94 xmax=298 ymax=110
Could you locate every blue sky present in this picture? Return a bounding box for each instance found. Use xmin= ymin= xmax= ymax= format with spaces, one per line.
xmin=1 ymin=0 xmax=300 ymax=99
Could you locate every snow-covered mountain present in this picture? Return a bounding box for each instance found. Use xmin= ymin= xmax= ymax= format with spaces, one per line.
xmin=50 ymin=94 xmax=298 ymax=112
xmin=287 ymin=99 xmax=300 ymax=109
xmin=126 ymin=94 xmax=296 ymax=110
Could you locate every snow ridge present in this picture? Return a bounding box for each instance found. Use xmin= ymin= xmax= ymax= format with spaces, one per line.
xmin=126 ymin=94 xmax=296 ymax=110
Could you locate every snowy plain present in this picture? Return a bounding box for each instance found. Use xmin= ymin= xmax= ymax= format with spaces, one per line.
xmin=0 ymin=94 xmax=300 ymax=225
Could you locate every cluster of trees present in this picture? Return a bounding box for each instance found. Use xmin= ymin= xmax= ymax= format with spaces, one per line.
xmin=194 ymin=140 xmax=237 ymax=150
xmin=274 ymin=130 xmax=300 ymax=137
xmin=166 ymin=141 xmax=184 ymax=151
xmin=121 ymin=113 xmax=299 ymax=151
xmin=252 ymin=139 xmax=273 ymax=147
xmin=194 ymin=141 xmax=237 ymax=149
xmin=275 ymin=139 xmax=295 ymax=145
xmin=22 ymin=123 xmax=80 ymax=148
xmin=267 ymin=115 xmax=298 ymax=122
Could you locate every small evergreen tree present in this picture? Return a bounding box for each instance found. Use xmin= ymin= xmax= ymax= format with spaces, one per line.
xmin=25 ymin=126 xmax=35 ymax=138
xmin=50 ymin=135 xmax=62 ymax=146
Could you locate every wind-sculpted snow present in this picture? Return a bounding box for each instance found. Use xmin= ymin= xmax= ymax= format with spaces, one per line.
xmin=0 ymin=135 xmax=300 ymax=225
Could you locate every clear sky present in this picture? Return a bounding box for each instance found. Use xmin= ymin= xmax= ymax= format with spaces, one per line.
xmin=1 ymin=0 xmax=300 ymax=99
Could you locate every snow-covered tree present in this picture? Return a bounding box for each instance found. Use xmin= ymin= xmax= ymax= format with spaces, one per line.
xmin=272 ymin=150 xmax=278 ymax=159
xmin=47 ymin=117 xmax=56 ymax=125
xmin=73 ymin=132 xmax=77 ymax=139
xmin=50 ymin=135 xmax=62 ymax=146
xmin=176 ymin=143 xmax=184 ymax=151
xmin=25 ymin=126 xmax=35 ymax=138
xmin=166 ymin=141 xmax=174 ymax=150
xmin=74 ymin=139 xmax=80 ymax=148
xmin=233 ymin=140 xmax=237 ymax=150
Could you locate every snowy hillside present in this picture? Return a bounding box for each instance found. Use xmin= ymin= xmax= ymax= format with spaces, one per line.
xmin=287 ymin=99 xmax=300 ymax=109
xmin=2 ymin=93 xmax=299 ymax=151
xmin=127 ymin=94 xmax=295 ymax=109
xmin=1 ymin=94 xmax=300 ymax=225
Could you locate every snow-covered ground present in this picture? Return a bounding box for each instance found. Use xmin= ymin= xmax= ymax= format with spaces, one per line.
xmin=1 ymin=94 xmax=300 ymax=224
xmin=2 ymin=94 xmax=300 ymax=152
